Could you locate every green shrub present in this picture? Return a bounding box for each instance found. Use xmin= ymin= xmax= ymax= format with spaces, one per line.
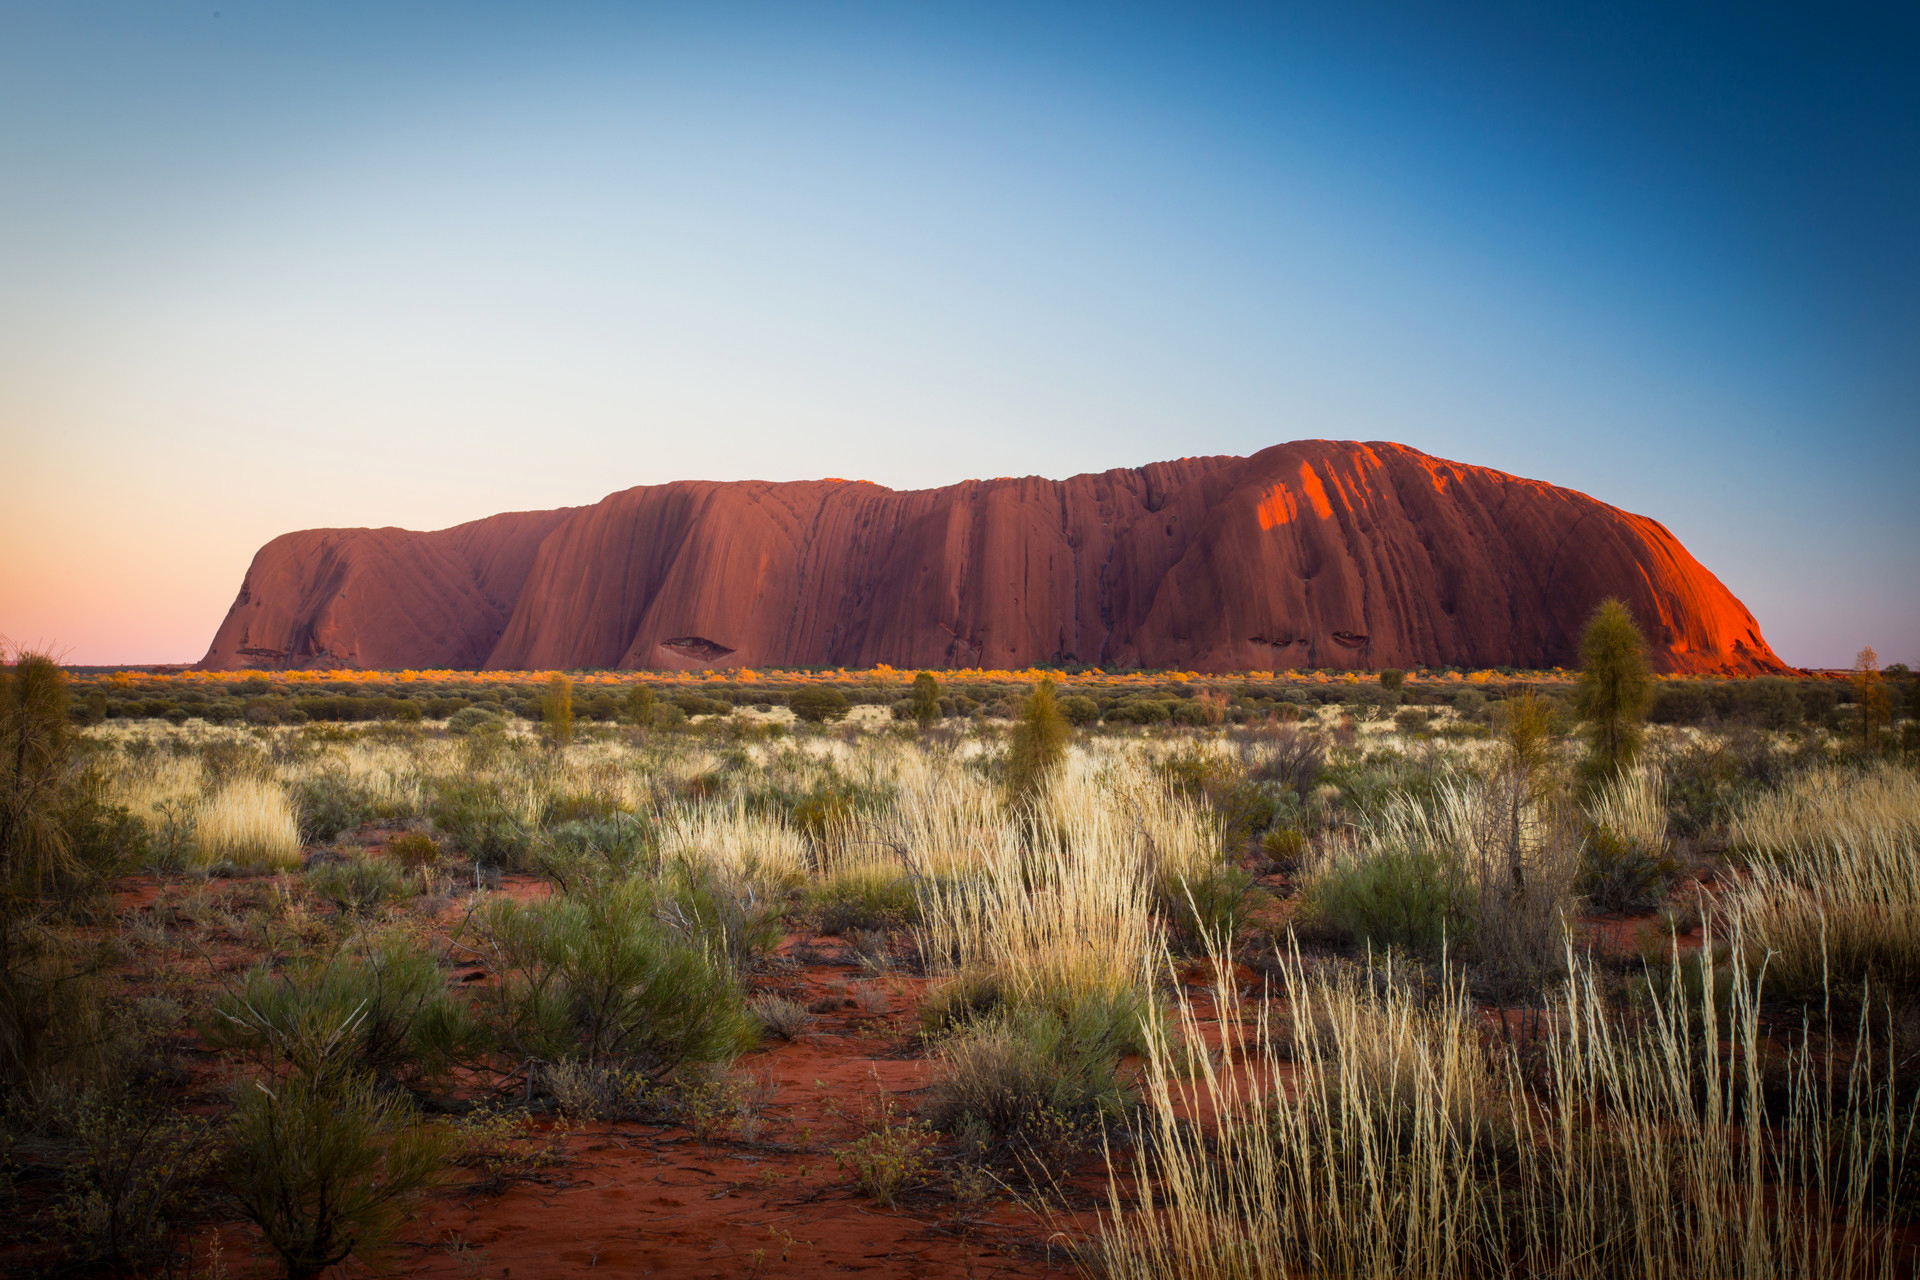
xmin=44 ymin=1091 xmax=220 ymax=1270
xmin=1059 ymin=695 xmax=1100 ymax=727
xmin=670 ymin=695 xmax=733 ymax=718
xmin=290 ymin=773 xmax=377 ymax=844
xmin=306 ymin=855 xmax=408 ymax=915
xmin=1105 ymin=697 xmax=1173 ymax=725
xmin=533 ymin=814 xmax=653 ymax=890
xmin=1379 ymin=669 xmax=1406 ymax=691
xmin=1575 ymin=598 xmax=1652 ymax=783
xmin=1169 ymin=699 xmax=1213 ymax=726
xmin=225 ymin=1065 xmax=450 ymax=1280
xmin=917 ymin=968 xmax=1010 ymax=1038
xmin=446 ymin=704 xmax=511 ymax=736
xmin=789 ymin=688 xmax=851 ymax=723
xmin=541 ymin=673 xmax=574 ymax=747
xmin=1393 ymin=706 xmax=1433 ymax=735
xmin=1261 ymin=826 xmax=1307 ymax=863
xmin=1577 ymin=823 xmax=1676 ymax=914
xmin=1161 ymin=864 xmax=1257 ymax=952
xmin=464 ymin=879 xmax=755 ymax=1078
xmin=430 ymin=780 xmax=532 ymax=868
xmin=1649 ymin=683 xmax=1714 ymax=726
xmin=206 ymin=932 xmax=484 ymax=1086
xmin=833 ymin=1091 xmax=933 ymax=1207
xmin=1302 ymin=846 xmax=1467 ymax=954
xmin=1659 ymin=732 xmax=1792 ymax=838
xmin=806 ymin=868 xmax=919 ymax=935
xmin=927 ymin=995 xmax=1142 ymax=1158
xmin=385 ymin=831 xmax=441 ymax=870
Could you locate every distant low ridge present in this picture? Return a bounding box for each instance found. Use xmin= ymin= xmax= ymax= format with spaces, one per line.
xmin=199 ymin=440 xmax=1785 ymax=675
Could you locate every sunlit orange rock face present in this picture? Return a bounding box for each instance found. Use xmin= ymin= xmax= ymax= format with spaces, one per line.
xmin=198 ymin=441 xmax=1785 ymax=675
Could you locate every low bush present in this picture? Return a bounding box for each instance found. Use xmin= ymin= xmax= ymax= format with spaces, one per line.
xmin=1648 ymin=682 xmax=1714 ymax=726
xmin=1160 ymin=863 xmax=1256 ymax=953
xmin=1059 ymin=695 xmax=1100 ymax=726
xmin=42 ymin=1090 xmax=220 ymax=1270
xmin=447 ymin=704 xmax=512 ymax=736
xmin=806 ymin=868 xmax=919 ymax=935
xmin=1577 ymin=822 xmax=1676 ymax=914
xmin=430 ymin=779 xmax=532 ymax=868
xmin=385 ymin=831 xmax=441 ymax=870
xmin=291 ymin=773 xmax=378 ymax=844
xmin=533 ymin=814 xmax=654 ymax=890
xmin=833 ymin=1091 xmax=933 ymax=1207
xmin=206 ymin=931 xmax=484 ymax=1086
xmin=657 ymin=865 xmax=786 ymax=975
xmin=670 ymin=695 xmax=733 ymax=718
xmin=463 ymin=879 xmax=755 ymax=1078
xmin=540 ymin=1060 xmax=651 ymax=1121
xmin=917 ymin=968 xmax=1010 ymax=1038
xmin=305 ymin=854 xmax=408 ymax=915
xmin=1303 ymin=845 xmax=1466 ymax=954
xmin=750 ymin=995 xmax=812 ymax=1041
xmin=1104 ymin=698 xmax=1173 ymax=725
xmin=927 ymin=995 xmax=1141 ymax=1163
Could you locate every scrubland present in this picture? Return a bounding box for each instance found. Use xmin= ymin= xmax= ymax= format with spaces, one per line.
xmin=3 ymin=658 xmax=1918 ymax=1278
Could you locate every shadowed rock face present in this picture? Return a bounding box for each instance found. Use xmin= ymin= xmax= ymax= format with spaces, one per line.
xmin=198 ymin=441 xmax=1786 ymax=675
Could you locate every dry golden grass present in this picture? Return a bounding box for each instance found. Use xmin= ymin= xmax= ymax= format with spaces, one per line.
xmin=195 ymin=777 xmax=303 ymax=872
xmin=657 ymin=800 xmax=811 ymax=890
xmin=1728 ymin=763 xmax=1920 ymax=1000
xmin=1093 ymin=929 xmax=1914 ymax=1280
xmin=1587 ymin=762 xmax=1669 ymax=852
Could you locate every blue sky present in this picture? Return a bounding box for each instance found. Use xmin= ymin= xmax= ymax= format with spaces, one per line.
xmin=1 ymin=1 xmax=1914 ymax=666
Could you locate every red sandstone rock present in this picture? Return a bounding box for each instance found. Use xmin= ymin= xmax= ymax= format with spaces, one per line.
xmin=198 ymin=441 xmax=1785 ymax=675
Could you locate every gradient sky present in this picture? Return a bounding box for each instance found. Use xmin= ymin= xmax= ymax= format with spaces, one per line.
xmin=2 ymin=1 xmax=1915 ymax=668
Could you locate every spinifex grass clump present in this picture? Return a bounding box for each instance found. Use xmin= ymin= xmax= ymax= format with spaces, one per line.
xmin=1578 ymin=764 xmax=1676 ymax=912
xmin=195 ymin=776 xmax=303 ymax=872
xmin=1090 ymin=929 xmax=1916 ymax=1280
xmin=1728 ymin=763 xmax=1920 ymax=1005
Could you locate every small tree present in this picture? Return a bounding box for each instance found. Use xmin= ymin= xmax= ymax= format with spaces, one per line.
xmin=1005 ymin=678 xmax=1069 ymax=807
xmin=0 ymin=651 xmax=78 ymax=898
xmin=1378 ymin=669 xmax=1406 ymax=692
xmin=226 ymin=1066 xmax=449 ymax=1280
xmin=910 ymin=672 xmax=942 ymax=728
xmin=1574 ymin=598 xmax=1651 ymax=782
xmin=1854 ymin=646 xmax=1892 ymax=752
xmin=1498 ymin=691 xmax=1555 ymax=891
xmin=625 ymin=683 xmax=656 ymax=728
xmin=789 ymin=687 xmax=851 ymax=724
xmin=541 ymin=673 xmax=573 ymax=748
